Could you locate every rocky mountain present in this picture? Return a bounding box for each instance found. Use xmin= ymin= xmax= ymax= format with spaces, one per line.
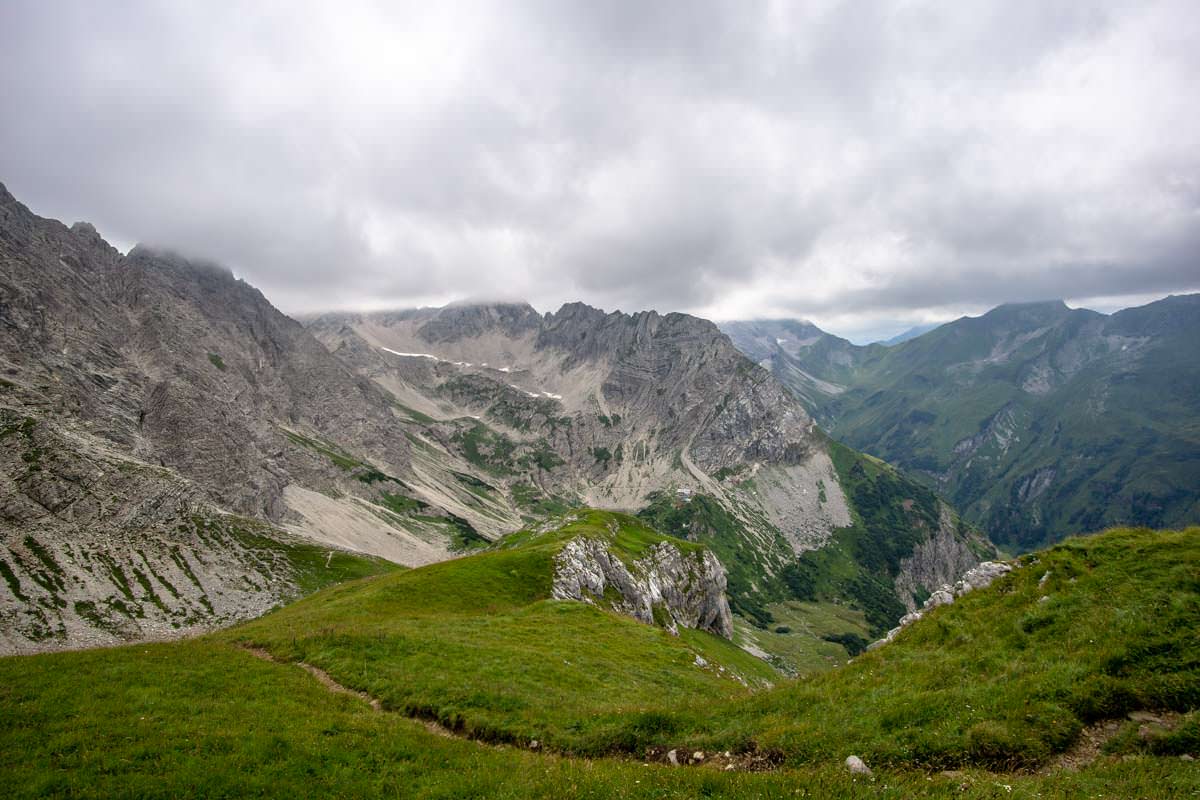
xmin=1 ymin=180 xmax=992 ymax=656
xmin=722 ymin=298 xmax=1200 ymax=550
xmin=307 ymin=301 xmax=994 ymax=641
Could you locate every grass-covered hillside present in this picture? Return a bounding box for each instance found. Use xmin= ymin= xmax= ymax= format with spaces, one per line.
xmin=1 ymin=523 xmax=1197 ymax=798
xmin=727 ymin=297 xmax=1200 ymax=551
xmin=641 ymin=439 xmax=992 ymax=673
xmin=618 ymin=525 xmax=1200 ymax=771
xmin=223 ymin=510 xmax=777 ymax=751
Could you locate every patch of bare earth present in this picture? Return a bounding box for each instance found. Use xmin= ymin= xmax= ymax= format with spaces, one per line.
xmin=1043 ymin=711 xmax=1186 ymax=773
xmin=642 ymin=745 xmax=779 ymax=772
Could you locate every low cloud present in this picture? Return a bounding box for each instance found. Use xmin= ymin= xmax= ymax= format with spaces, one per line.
xmin=2 ymin=1 xmax=1197 ymax=337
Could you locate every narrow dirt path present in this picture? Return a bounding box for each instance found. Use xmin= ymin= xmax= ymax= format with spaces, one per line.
xmin=240 ymin=645 xmax=460 ymax=740
xmin=240 ymin=644 xmax=1188 ymax=780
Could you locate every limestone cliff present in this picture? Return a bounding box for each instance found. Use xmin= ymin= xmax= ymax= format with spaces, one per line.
xmin=551 ymin=535 xmax=733 ymax=639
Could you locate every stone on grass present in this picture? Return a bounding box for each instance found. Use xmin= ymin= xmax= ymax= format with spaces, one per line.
xmin=845 ymin=755 xmax=872 ymax=775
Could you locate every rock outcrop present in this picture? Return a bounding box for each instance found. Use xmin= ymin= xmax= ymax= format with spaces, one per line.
xmin=551 ymin=536 xmax=733 ymax=638
xmin=892 ymin=504 xmax=988 ymax=612
xmin=869 ymin=560 xmax=1014 ymax=650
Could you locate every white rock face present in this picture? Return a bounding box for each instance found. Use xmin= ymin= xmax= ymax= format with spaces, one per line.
xmin=868 ymin=560 xmax=1014 ymax=650
xmin=551 ymin=536 xmax=733 ymax=638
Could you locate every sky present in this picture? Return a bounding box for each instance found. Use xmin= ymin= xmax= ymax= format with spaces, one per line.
xmin=2 ymin=1 xmax=1198 ymax=343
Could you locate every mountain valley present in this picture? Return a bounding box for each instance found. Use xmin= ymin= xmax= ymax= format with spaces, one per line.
xmin=0 ymin=182 xmax=1195 ymax=797
xmin=723 ymin=298 xmax=1200 ymax=551
xmin=0 ymin=182 xmax=993 ymax=663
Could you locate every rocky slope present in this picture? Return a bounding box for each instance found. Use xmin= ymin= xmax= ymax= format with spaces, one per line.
xmin=0 ymin=408 xmax=391 ymax=654
xmin=1 ymin=179 xmax=992 ymax=651
xmin=722 ymin=298 xmax=1200 ymax=550
xmin=308 ymin=302 xmax=994 ymax=632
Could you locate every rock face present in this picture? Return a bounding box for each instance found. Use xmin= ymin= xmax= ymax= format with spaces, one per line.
xmin=893 ymin=504 xmax=987 ymax=612
xmin=0 ymin=409 xmax=378 ymax=655
xmin=551 ymin=536 xmax=733 ymax=638
xmin=870 ymin=560 xmax=1014 ymax=650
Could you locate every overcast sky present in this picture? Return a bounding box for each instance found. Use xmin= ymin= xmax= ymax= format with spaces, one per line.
xmin=2 ymin=1 xmax=1198 ymax=342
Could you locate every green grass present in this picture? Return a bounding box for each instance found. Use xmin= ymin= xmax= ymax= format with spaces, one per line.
xmin=282 ymin=428 xmax=365 ymax=472
xmin=206 ymin=352 xmax=226 ymax=371
xmin=221 ymin=511 xmax=773 ymax=752
xmin=392 ymin=400 xmax=437 ymax=425
xmin=511 ymin=482 xmax=573 ymax=517
xmin=735 ymin=600 xmax=872 ymax=674
xmin=453 ymin=422 xmax=517 ymax=475
xmin=614 ymin=526 xmax=1200 ymax=772
xmin=10 ymin=644 xmax=1196 ymax=799
xmin=1 ymin=525 xmax=1197 ymax=797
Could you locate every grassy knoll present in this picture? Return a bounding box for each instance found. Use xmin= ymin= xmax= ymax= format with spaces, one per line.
xmin=221 ymin=510 xmax=776 ymax=753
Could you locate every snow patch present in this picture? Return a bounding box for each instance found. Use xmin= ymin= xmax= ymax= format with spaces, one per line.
xmin=379 ymin=347 xmax=473 ymax=367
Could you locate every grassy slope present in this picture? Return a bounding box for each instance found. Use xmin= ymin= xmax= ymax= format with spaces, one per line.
xmin=222 ymin=510 xmax=776 ymax=753
xmin=10 ymin=643 xmax=1197 ymax=800
xmin=620 ymin=526 xmax=1200 ymax=771
xmin=0 ymin=526 xmax=1196 ymax=798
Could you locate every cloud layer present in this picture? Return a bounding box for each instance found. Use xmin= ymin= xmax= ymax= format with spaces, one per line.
xmin=2 ymin=1 xmax=1197 ymax=338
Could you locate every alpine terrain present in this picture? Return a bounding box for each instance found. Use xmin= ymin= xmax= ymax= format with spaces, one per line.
xmin=723 ymin=299 xmax=1200 ymax=551
xmin=0 ymin=184 xmax=1196 ymax=798
xmin=0 ymin=182 xmax=991 ymax=665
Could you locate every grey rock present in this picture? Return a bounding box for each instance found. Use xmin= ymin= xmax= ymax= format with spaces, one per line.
xmin=893 ymin=504 xmax=983 ymax=612
xmin=0 ymin=410 xmax=347 ymax=655
xmin=845 ymin=755 xmax=872 ymax=775
xmin=551 ymin=535 xmax=733 ymax=638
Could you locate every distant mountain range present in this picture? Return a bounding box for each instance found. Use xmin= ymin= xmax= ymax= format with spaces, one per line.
xmin=876 ymin=323 xmax=940 ymax=347
xmin=722 ymin=297 xmax=1200 ymax=550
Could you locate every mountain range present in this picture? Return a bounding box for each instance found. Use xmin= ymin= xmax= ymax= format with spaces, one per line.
xmin=1 ymin=181 xmax=1197 ymax=796
xmin=722 ymin=297 xmax=1200 ymax=550
xmin=0 ymin=182 xmax=990 ymax=661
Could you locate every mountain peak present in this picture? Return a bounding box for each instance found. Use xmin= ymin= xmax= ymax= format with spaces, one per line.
xmin=975 ymin=299 xmax=1072 ymax=329
xmin=985 ymin=299 xmax=1069 ymax=315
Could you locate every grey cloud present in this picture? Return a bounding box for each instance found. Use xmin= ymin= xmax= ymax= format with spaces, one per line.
xmin=1 ymin=0 xmax=1197 ymax=332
